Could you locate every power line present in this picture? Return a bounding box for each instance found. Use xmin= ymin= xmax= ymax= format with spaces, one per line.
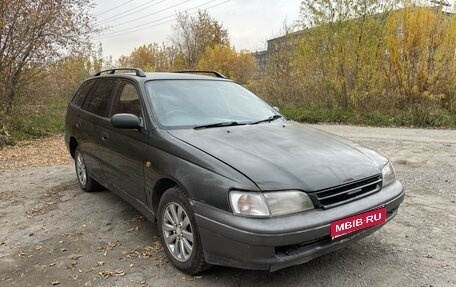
xmin=96 ymin=0 xmax=134 ymax=17
xmin=98 ymin=0 xmax=229 ymax=39
xmin=97 ymin=0 xmax=166 ymax=24
xmin=112 ymin=0 xmax=193 ymax=28
xmin=98 ymin=0 xmax=222 ymax=37
xmin=98 ymin=0 xmax=230 ymax=40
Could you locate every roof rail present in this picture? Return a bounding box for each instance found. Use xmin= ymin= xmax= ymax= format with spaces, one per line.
xmin=93 ymin=68 xmax=146 ymax=77
xmin=173 ymin=70 xmax=227 ymax=79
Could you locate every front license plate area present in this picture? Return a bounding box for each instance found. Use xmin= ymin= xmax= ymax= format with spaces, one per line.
xmin=330 ymin=207 xmax=386 ymax=239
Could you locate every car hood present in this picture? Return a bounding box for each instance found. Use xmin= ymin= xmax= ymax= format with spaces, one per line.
xmin=167 ymin=122 xmax=382 ymax=191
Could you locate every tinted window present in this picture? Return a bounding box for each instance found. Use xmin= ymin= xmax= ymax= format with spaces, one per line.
xmin=72 ymin=80 xmax=94 ymax=107
xmin=82 ymin=79 xmax=116 ymax=117
xmin=110 ymin=82 xmax=142 ymax=117
xmin=146 ymin=80 xmax=277 ymax=128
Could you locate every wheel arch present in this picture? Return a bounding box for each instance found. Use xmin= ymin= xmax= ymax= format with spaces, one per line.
xmin=69 ymin=136 xmax=78 ymax=158
xmin=152 ymin=177 xmax=189 ymax=218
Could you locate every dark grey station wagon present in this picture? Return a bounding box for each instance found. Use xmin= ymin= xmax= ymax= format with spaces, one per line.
xmin=65 ymin=68 xmax=404 ymax=274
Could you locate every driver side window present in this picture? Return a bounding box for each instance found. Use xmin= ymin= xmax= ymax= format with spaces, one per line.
xmin=111 ymin=82 xmax=142 ymax=117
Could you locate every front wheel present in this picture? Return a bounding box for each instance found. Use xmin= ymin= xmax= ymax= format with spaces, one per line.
xmin=74 ymin=147 xmax=100 ymax=192
xmin=157 ymin=186 xmax=210 ymax=274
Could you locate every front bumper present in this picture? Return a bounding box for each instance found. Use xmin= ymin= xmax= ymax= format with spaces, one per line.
xmin=192 ymin=180 xmax=404 ymax=271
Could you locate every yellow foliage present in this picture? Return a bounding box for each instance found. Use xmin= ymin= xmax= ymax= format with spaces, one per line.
xmin=118 ymin=43 xmax=179 ymax=72
xmin=385 ymin=6 xmax=456 ymax=108
xmin=262 ymin=2 xmax=456 ymax=112
xmin=197 ymin=45 xmax=256 ymax=84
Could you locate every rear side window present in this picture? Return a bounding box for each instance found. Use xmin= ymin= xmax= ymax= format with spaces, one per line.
xmin=72 ymin=80 xmax=94 ymax=107
xmin=110 ymin=82 xmax=142 ymax=117
xmin=82 ymin=79 xmax=117 ymax=117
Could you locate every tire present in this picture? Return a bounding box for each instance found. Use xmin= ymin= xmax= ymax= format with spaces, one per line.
xmin=157 ymin=186 xmax=210 ymax=275
xmin=74 ymin=147 xmax=100 ymax=192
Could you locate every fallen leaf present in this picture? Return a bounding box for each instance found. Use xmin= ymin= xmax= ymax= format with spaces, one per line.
xmin=130 ymin=215 xmax=146 ymax=222
xmin=0 ymin=191 xmax=24 ymax=203
xmin=18 ymin=251 xmax=32 ymax=258
xmin=98 ymin=269 xmax=112 ymax=279
xmin=114 ymin=270 xmax=126 ymax=276
xmin=0 ymin=135 xmax=71 ymax=171
xmin=98 ymin=269 xmax=126 ymax=279
xmin=65 ymin=262 xmax=78 ymax=271
xmin=97 ymin=240 xmax=119 ymax=256
xmin=62 ymin=232 xmax=83 ymax=237
xmin=127 ymin=226 xmax=139 ymax=232
xmin=50 ymin=280 xmax=60 ymax=285
xmin=96 ymin=261 xmax=104 ymax=267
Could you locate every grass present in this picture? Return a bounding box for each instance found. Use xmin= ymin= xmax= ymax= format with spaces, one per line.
xmin=280 ymin=106 xmax=456 ymax=128
xmin=3 ymin=102 xmax=455 ymax=143
xmin=7 ymin=98 xmax=67 ymax=141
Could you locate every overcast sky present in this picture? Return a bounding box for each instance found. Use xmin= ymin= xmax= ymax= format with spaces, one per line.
xmin=92 ymin=0 xmax=303 ymax=59
xmin=92 ymin=0 xmax=455 ymax=59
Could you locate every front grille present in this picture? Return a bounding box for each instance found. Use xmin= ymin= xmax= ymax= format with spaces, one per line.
xmin=309 ymin=174 xmax=382 ymax=209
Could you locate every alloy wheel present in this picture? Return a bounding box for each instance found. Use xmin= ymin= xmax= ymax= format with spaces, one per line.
xmin=161 ymin=202 xmax=194 ymax=262
xmin=76 ymin=152 xmax=87 ymax=187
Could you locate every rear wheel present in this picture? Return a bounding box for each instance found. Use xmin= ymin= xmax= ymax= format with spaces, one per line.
xmin=157 ymin=186 xmax=210 ymax=274
xmin=74 ymin=147 xmax=100 ymax=192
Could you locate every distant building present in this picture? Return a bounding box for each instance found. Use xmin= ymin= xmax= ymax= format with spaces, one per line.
xmin=253 ymin=30 xmax=305 ymax=78
xmin=252 ymin=50 xmax=268 ymax=77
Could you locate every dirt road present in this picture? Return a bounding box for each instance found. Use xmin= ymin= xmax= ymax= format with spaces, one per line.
xmin=0 ymin=125 xmax=455 ymax=287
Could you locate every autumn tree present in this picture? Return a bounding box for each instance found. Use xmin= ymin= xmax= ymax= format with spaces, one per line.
xmin=118 ymin=43 xmax=180 ymax=72
xmin=171 ymin=10 xmax=229 ymax=69
xmin=384 ymin=4 xmax=456 ymax=110
xmin=197 ymin=44 xmax=256 ymax=84
xmin=296 ymin=0 xmax=398 ymax=110
xmin=49 ymin=45 xmax=106 ymax=101
xmin=0 ymin=0 xmax=96 ymax=114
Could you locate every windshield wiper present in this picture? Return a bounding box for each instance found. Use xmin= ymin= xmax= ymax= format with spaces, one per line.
xmin=194 ymin=121 xmax=246 ymax=130
xmin=250 ymin=114 xmax=283 ymax=125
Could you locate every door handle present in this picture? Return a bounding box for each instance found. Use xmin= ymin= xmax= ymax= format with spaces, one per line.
xmin=101 ymin=132 xmax=109 ymax=141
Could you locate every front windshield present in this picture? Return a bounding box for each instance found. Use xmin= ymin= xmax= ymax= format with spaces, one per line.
xmin=145 ymin=80 xmax=279 ymax=128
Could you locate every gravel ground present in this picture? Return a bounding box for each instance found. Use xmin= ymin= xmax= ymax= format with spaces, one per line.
xmin=0 ymin=124 xmax=455 ymax=287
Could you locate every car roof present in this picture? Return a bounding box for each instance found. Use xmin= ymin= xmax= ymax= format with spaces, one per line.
xmin=89 ymin=69 xmax=231 ymax=82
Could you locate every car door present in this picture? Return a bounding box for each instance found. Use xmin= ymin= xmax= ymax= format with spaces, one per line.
xmin=78 ymin=78 xmax=118 ymax=183
xmin=102 ymin=80 xmax=148 ymax=204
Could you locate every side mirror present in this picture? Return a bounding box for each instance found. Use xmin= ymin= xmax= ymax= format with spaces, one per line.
xmin=273 ymin=106 xmax=280 ymax=112
xmin=111 ymin=113 xmax=142 ymax=129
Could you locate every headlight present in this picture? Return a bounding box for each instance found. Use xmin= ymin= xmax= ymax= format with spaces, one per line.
xmin=264 ymin=191 xmax=315 ymax=216
xmin=382 ymin=162 xmax=396 ymax=187
xmin=229 ymin=191 xmax=270 ymax=217
xmin=229 ymin=190 xmax=314 ymax=217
